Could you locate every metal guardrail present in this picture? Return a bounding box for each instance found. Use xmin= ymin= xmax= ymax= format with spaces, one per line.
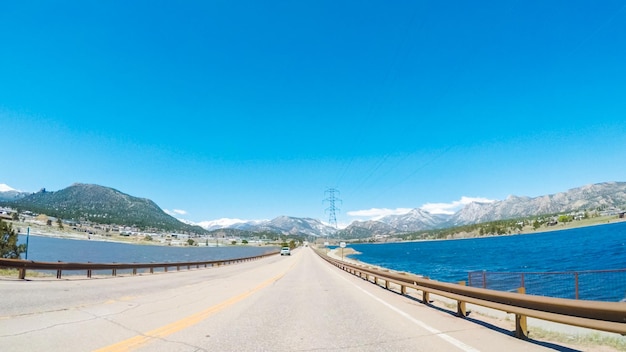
xmin=315 ymin=249 xmax=626 ymax=339
xmin=468 ymin=269 xmax=626 ymax=301
xmin=0 ymin=250 xmax=279 ymax=279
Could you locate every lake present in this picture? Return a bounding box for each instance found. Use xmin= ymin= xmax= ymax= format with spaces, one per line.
xmin=17 ymin=234 xmax=277 ymax=264
xmin=346 ymin=221 xmax=626 ymax=301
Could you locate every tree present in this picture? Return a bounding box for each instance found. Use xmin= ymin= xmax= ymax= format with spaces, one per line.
xmin=0 ymin=220 xmax=26 ymax=259
xmin=558 ymin=215 xmax=572 ymax=223
xmin=242 ymin=239 xmax=248 ymax=245
xmin=57 ymin=218 xmax=64 ymax=229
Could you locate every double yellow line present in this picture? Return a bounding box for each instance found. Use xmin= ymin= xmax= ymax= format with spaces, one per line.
xmin=95 ymin=271 xmax=286 ymax=352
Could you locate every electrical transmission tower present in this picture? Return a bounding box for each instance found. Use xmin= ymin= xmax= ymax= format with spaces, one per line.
xmin=324 ymin=188 xmax=341 ymax=229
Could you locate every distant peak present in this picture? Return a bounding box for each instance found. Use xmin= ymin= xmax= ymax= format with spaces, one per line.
xmin=0 ymin=183 xmax=16 ymax=192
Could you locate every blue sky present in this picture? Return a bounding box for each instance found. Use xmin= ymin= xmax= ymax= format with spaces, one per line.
xmin=2 ymin=1 xmax=625 ymax=227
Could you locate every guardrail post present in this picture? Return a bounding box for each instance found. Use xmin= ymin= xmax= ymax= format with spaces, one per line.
xmin=457 ymin=281 xmax=467 ymax=317
xmin=19 ymin=268 xmax=26 ymax=280
xmin=575 ymin=272 xmax=579 ymax=300
xmin=515 ymin=287 xmax=528 ymax=339
xmin=422 ymin=291 xmax=430 ymax=304
xmin=57 ymin=261 xmax=62 ymax=279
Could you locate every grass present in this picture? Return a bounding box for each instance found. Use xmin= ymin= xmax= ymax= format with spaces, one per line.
xmin=0 ymin=268 xmax=51 ymax=278
xmin=430 ymin=296 xmax=626 ymax=351
xmin=529 ymin=327 xmax=626 ymax=351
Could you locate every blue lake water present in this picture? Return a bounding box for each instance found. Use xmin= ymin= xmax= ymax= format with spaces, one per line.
xmin=346 ymin=221 xmax=626 ymax=301
xmin=18 ymin=235 xmax=277 ymax=264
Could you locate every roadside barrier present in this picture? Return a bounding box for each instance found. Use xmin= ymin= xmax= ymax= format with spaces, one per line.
xmin=468 ymin=269 xmax=626 ymax=302
xmin=0 ymin=250 xmax=279 ymax=279
xmin=314 ymin=249 xmax=626 ymax=339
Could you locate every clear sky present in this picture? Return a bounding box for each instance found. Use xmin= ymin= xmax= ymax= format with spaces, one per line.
xmin=2 ymin=1 xmax=625 ymax=227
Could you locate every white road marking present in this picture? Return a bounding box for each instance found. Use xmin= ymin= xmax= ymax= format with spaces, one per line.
xmin=332 ymin=267 xmax=481 ymax=352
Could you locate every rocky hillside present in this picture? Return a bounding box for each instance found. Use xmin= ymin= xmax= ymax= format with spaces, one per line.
xmin=447 ymin=182 xmax=626 ymax=226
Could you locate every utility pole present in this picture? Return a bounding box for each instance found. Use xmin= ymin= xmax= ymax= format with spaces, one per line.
xmin=324 ymin=188 xmax=341 ymax=229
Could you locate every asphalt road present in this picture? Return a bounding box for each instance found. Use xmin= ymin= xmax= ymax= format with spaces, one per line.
xmin=0 ymin=247 xmax=554 ymax=351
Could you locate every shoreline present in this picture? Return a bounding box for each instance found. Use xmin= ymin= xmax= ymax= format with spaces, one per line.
xmin=8 ymin=215 xmax=626 ymax=248
xmin=358 ymin=215 xmax=626 ymax=245
xmin=7 ymin=221 xmax=242 ymax=248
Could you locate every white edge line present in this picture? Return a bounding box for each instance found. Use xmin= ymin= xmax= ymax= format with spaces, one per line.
xmin=331 ymin=268 xmax=481 ymax=352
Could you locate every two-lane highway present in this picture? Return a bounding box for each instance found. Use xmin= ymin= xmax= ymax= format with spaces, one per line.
xmin=1 ymin=247 xmax=551 ymax=351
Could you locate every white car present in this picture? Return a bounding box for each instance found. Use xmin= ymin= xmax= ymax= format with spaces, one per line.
xmin=280 ymin=247 xmax=291 ymax=256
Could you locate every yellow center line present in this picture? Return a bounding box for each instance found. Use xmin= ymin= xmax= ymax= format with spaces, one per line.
xmin=95 ymin=270 xmax=288 ymax=352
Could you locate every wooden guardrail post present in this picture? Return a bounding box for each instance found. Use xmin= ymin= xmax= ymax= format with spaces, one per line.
xmin=19 ymin=268 xmax=26 ymax=280
xmin=422 ymin=291 xmax=430 ymax=304
xmin=457 ymin=281 xmax=467 ymax=317
xmin=515 ymin=287 xmax=528 ymax=339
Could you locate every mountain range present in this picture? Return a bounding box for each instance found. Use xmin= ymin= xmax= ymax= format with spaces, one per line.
xmin=1 ymin=181 xmax=625 ymax=238
xmin=214 ymin=181 xmax=626 ymax=238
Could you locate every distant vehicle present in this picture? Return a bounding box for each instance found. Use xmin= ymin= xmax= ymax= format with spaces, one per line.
xmin=280 ymin=247 xmax=291 ymax=256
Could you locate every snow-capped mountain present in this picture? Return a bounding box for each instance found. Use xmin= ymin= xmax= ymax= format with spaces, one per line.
xmin=196 ymin=218 xmax=266 ymax=231
xmin=0 ymin=184 xmax=29 ymax=201
xmin=247 ymin=216 xmax=337 ymax=237
xmin=190 ymin=215 xmax=337 ymax=237
xmin=378 ymin=208 xmax=451 ymax=232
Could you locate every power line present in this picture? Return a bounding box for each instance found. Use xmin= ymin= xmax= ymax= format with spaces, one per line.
xmin=323 ymin=188 xmax=342 ymax=229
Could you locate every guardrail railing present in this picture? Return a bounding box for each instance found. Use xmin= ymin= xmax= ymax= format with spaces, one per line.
xmin=0 ymin=250 xmax=279 ymax=279
xmin=468 ymin=269 xmax=626 ymax=301
xmin=314 ymin=249 xmax=626 ymax=339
